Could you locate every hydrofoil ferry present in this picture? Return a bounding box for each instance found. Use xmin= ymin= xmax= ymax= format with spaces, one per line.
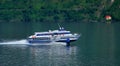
xmin=27 ymin=27 xmax=81 ymax=45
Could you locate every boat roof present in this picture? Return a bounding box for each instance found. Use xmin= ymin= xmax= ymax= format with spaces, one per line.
xmin=34 ymin=30 xmax=70 ymax=35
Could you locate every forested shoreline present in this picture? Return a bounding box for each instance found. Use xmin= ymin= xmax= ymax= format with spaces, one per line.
xmin=0 ymin=0 xmax=120 ymax=22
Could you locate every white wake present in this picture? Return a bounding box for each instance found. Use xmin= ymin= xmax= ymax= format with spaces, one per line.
xmin=0 ymin=39 xmax=66 ymax=45
xmin=0 ymin=39 xmax=29 ymax=45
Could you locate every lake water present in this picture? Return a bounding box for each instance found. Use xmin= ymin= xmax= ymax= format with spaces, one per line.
xmin=0 ymin=22 xmax=120 ymax=66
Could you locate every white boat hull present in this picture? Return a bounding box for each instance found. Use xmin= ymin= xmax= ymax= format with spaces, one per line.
xmin=27 ymin=27 xmax=81 ymax=44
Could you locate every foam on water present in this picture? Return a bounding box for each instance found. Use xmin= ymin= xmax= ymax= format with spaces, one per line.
xmin=0 ymin=39 xmax=29 ymax=45
xmin=0 ymin=39 xmax=66 ymax=45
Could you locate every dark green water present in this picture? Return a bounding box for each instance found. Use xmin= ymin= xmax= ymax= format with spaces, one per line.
xmin=0 ymin=22 xmax=120 ymax=66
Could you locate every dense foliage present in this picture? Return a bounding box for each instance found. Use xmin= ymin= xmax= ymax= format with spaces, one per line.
xmin=0 ymin=0 xmax=120 ymax=22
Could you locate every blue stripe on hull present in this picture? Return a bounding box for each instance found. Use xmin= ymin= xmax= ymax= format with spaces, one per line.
xmin=56 ymin=40 xmax=76 ymax=42
xmin=28 ymin=39 xmax=77 ymax=43
xmin=28 ymin=40 xmax=52 ymax=43
xmin=27 ymin=38 xmax=78 ymax=43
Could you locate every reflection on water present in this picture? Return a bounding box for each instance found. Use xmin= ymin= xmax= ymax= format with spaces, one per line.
xmin=0 ymin=44 xmax=78 ymax=66
xmin=1 ymin=43 xmax=119 ymax=66
xmin=28 ymin=45 xmax=77 ymax=66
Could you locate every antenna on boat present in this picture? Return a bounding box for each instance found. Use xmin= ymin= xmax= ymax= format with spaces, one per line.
xmin=57 ymin=23 xmax=64 ymax=30
xmin=57 ymin=23 xmax=61 ymax=29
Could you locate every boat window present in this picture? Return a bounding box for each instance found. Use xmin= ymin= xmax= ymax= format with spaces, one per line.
xmin=36 ymin=34 xmax=52 ymax=36
xmin=61 ymin=36 xmax=75 ymax=39
xmin=59 ymin=32 xmax=70 ymax=34
xmin=54 ymin=33 xmax=58 ymax=35
xmin=54 ymin=32 xmax=70 ymax=35
xmin=33 ymin=37 xmax=50 ymax=40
